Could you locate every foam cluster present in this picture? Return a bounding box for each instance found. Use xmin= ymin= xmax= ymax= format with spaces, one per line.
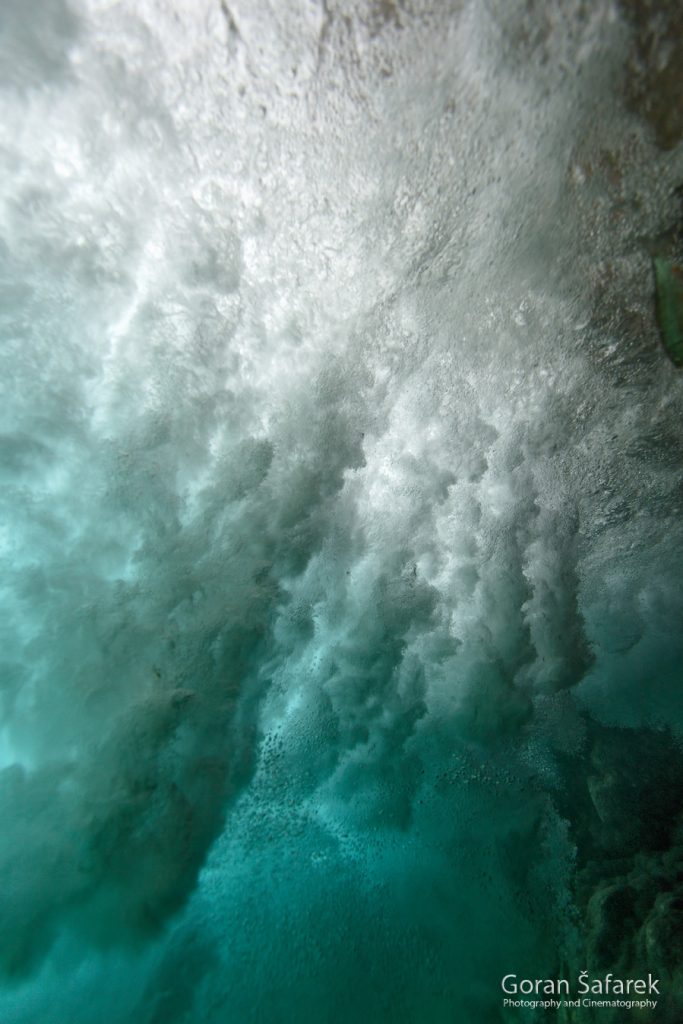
xmin=1 ymin=0 xmax=682 ymax=1020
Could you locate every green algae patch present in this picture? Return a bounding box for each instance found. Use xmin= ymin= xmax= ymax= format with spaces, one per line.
xmin=654 ymin=257 xmax=683 ymax=367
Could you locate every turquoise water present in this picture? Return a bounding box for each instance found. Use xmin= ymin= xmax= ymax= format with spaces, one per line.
xmin=1 ymin=1 xmax=682 ymax=1021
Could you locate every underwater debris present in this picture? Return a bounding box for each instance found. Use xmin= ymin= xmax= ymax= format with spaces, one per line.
xmin=654 ymin=257 xmax=683 ymax=367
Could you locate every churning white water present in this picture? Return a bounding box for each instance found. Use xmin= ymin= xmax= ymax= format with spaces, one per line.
xmin=1 ymin=1 xmax=682 ymax=1021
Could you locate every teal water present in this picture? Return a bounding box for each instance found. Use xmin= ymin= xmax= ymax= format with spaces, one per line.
xmin=1 ymin=1 xmax=682 ymax=1021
